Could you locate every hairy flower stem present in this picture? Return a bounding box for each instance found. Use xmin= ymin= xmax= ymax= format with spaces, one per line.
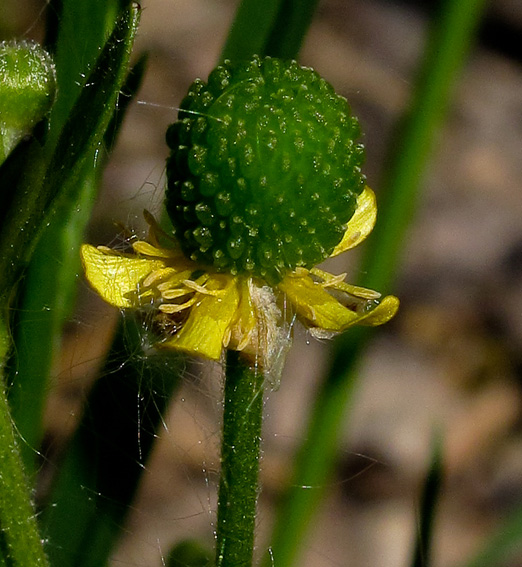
xmin=0 ymin=316 xmax=49 ymax=566
xmin=215 ymin=350 xmax=264 ymax=567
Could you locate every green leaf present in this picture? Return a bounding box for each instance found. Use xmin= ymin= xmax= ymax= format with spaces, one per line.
xmin=9 ymin=52 xmax=148 ymax=475
xmin=0 ymin=2 xmax=140 ymax=306
xmin=0 ymin=6 xmax=141 ymax=567
xmin=44 ymin=0 xmax=125 ymax=148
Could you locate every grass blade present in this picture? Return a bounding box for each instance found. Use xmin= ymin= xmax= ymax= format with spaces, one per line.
xmin=44 ymin=0 xmax=124 ymax=148
xmin=220 ymin=0 xmax=283 ymax=62
xmin=221 ymin=0 xmax=319 ymax=62
xmin=360 ymin=0 xmax=488 ymax=294
xmin=263 ymin=0 xmax=319 ymax=60
xmin=267 ymin=0 xmax=488 ymax=565
xmin=411 ymin=436 xmax=444 ymax=567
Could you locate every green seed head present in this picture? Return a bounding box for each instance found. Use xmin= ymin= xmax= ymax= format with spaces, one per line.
xmin=0 ymin=41 xmax=56 ymax=161
xmin=165 ymin=56 xmax=365 ymax=282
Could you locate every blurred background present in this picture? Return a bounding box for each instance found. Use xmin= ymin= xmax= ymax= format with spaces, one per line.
xmin=3 ymin=1 xmax=522 ymax=566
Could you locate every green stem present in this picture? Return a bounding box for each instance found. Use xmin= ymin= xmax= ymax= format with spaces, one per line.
xmin=0 ymin=316 xmax=49 ymax=566
xmin=215 ymin=350 xmax=264 ymax=567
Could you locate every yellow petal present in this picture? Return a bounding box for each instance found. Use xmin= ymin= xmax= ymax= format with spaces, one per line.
xmin=355 ymin=295 xmax=400 ymax=326
xmin=279 ymin=270 xmax=399 ymax=332
xmin=160 ymin=276 xmax=239 ymax=361
xmin=278 ymin=272 xmax=362 ymax=331
xmin=80 ymin=244 xmax=166 ymax=308
xmin=330 ymin=185 xmax=377 ymax=256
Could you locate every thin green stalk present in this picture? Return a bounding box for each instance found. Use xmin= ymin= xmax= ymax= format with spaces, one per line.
xmin=262 ymin=0 xmax=318 ymax=60
xmin=0 ymin=318 xmax=49 ymax=567
xmin=267 ymin=0 xmax=488 ymax=565
xmin=215 ymin=350 xmax=265 ymax=567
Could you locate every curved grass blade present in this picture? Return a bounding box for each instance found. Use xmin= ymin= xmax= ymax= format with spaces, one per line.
xmin=267 ymin=0 xmax=487 ymax=565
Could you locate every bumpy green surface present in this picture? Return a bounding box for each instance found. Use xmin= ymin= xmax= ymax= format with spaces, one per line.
xmin=165 ymin=56 xmax=365 ymax=282
xmin=0 ymin=41 xmax=56 ymax=160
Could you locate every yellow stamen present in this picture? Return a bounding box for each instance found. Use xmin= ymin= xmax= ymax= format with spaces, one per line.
xmin=160 ymin=287 xmax=193 ymax=300
xmin=156 ymin=271 xmax=193 ymax=292
xmin=133 ymin=241 xmax=180 ymax=258
xmin=142 ymin=267 xmax=178 ymax=287
xmin=159 ymin=295 xmax=198 ymax=313
xmin=310 ymin=267 xmax=381 ymax=300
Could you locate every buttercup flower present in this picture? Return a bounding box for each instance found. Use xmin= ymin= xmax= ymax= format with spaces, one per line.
xmin=81 ymin=56 xmax=399 ymax=376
